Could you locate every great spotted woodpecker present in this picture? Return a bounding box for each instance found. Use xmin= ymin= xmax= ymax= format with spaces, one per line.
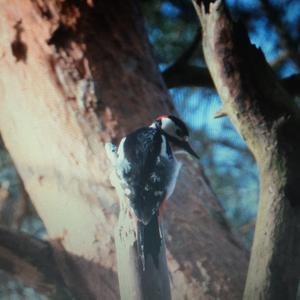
xmin=108 ymin=115 xmax=199 ymax=269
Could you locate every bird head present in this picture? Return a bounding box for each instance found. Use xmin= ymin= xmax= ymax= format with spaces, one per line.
xmin=151 ymin=115 xmax=199 ymax=159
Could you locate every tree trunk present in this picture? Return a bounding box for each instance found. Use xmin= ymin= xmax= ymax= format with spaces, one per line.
xmin=0 ymin=0 xmax=248 ymax=299
xmin=194 ymin=1 xmax=300 ymax=299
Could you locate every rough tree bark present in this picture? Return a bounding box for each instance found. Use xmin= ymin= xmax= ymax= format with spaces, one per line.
xmin=193 ymin=1 xmax=300 ymax=299
xmin=0 ymin=0 xmax=248 ymax=299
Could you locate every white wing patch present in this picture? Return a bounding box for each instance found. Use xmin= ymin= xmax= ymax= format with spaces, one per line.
xmin=115 ymin=137 xmax=132 ymax=175
xmin=124 ymin=188 xmax=131 ymax=195
xmin=154 ymin=190 xmax=164 ymax=197
xmin=150 ymin=173 xmax=160 ymax=182
xmin=106 ymin=140 xmax=132 ymax=198
xmin=117 ymin=138 xmax=126 ymax=159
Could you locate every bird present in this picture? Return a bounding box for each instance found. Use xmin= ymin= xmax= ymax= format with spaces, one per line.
xmin=107 ymin=115 xmax=199 ymax=270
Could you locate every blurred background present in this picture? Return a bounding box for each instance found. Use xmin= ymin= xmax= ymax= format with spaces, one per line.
xmin=0 ymin=0 xmax=299 ymax=298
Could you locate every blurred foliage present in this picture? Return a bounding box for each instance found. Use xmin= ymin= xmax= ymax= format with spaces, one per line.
xmin=0 ymin=272 xmax=47 ymax=300
xmin=141 ymin=0 xmax=199 ymax=65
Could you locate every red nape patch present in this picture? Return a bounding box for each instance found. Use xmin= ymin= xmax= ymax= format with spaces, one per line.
xmin=156 ymin=115 xmax=169 ymax=120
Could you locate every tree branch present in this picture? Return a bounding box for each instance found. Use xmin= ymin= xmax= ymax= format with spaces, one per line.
xmin=193 ymin=1 xmax=300 ymax=299
xmin=0 ymin=227 xmax=71 ymax=298
xmin=162 ymin=63 xmax=300 ymax=98
xmin=162 ymin=64 xmax=214 ymax=89
xmin=161 ymin=30 xmax=213 ymax=89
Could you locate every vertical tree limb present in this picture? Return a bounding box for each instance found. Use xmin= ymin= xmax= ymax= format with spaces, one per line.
xmin=193 ymin=0 xmax=300 ymax=299
xmin=114 ymin=202 xmax=171 ymax=300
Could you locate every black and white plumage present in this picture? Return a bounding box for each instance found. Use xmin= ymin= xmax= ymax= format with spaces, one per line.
xmin=112 ymin=115 xmax=199 ymax=269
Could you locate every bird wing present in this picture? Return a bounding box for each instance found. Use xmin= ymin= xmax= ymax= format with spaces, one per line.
xmin=120 ymin=127 xmax=169 ymax=224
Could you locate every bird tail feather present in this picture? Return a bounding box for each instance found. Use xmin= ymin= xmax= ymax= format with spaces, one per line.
xmin=137 ymin=213 xmax=162 ymax=271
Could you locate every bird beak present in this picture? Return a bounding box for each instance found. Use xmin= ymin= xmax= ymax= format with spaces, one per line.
xmin=182 ymin=141 xmax=199 ymax=159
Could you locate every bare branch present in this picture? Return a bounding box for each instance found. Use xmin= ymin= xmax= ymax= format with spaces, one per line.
xmin=214 ymin=106 xmax=227 ymax=118
xmin=162 ymin=64 xmax=214 ymax=89
xmin=162 ymin=30 xmax=212 ymax=89
xmin=162 ymin=63 xmax=300 ymax=98
xmin=175 ymin=29 xmax=202 ymax=66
